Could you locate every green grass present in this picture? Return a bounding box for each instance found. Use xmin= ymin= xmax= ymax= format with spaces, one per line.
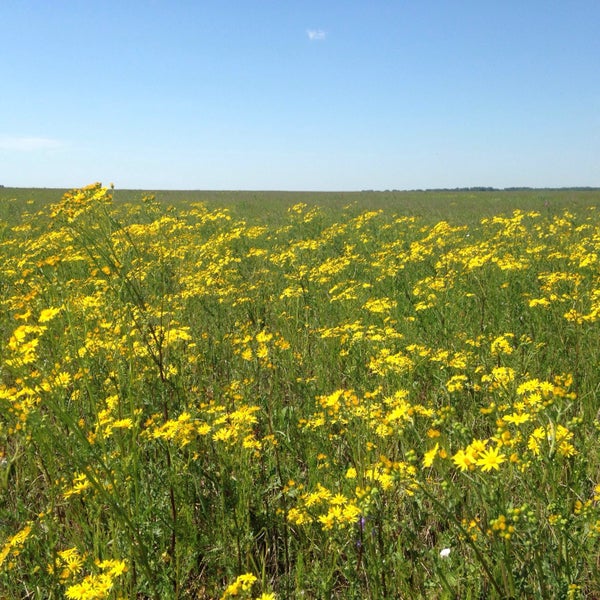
xmin=1 ymin=184 xmax=599 ymax=598
xmin=3 ymin=185 xmax=600 ymax=224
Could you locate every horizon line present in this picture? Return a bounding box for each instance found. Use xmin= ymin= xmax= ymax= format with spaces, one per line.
xmin=2 ymin=185 xmax=600 ymax=194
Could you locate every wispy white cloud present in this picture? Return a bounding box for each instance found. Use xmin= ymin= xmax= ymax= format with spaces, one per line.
xmin=306 ymin=29 xmax=326 ymax=41
xmin=0 ymin=136 xmax=64 ymax=151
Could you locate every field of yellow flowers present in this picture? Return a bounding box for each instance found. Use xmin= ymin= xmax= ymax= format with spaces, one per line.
xmin=1 ymin=184 xmax=599 ymax=598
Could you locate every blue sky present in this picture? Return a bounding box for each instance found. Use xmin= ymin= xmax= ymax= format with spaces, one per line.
xmin=1 ymin=1 xmax=599 ymax=190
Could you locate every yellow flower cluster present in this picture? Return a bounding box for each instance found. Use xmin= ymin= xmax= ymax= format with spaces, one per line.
xmin=64 ymin=556 xmax=128 ymax=600
xmin=0 ymin=523 xmax=32 ymax=569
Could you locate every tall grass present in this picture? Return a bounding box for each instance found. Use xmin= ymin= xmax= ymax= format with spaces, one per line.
xmin=1 ymin=184 xmax=599 ymax=598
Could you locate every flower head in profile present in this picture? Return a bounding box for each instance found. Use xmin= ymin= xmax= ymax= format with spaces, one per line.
xmin=423 ymin=443 xmax=439 ymax=468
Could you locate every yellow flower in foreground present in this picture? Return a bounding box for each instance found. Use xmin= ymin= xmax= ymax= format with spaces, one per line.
xmin=64 ymin=557 xmax=127 ymax=599
xmin=96 ymin=559 xmax=128 ymax=577
xmin=503 ymin=412 xmax=531 ymax=425
xmin=39 ymin=306 xmax=63 ymax=323
xmin=363 ymin=297 xmax=397 ymax=313
xmin=423 ymin=443 xmax=439 ymax=468
xmin=476 ymin=446 xmax=506 ymax=472
xmin=221 ymin=573 xmax=257 ymax=599
xmin=452 ymin=449 xmax=475 ymax=472
xmin=0 ymin=523 xmax=33 ymax=567
xmin=57 ymin=547 xmax=84 ymax=581
xmin=65 ymin=574 xmax=113 ymax=599
xmin=346 ymin=466 xmax=357 ymax=479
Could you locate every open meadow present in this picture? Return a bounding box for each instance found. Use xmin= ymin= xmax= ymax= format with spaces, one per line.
xmin=1 ymin=184 xmax=600 ymax=598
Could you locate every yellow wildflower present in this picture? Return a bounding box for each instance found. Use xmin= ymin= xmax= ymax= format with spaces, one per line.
xmin=476 ymin=446 xmax=506 ymax=472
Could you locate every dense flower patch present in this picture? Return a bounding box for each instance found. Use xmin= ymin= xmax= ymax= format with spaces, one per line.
xmin=1 ymin=184 xmax=599 ymax=598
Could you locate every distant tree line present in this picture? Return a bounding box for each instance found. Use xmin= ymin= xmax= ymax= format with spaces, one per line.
xmin=362 ymin=187 xmax=600 ymax=193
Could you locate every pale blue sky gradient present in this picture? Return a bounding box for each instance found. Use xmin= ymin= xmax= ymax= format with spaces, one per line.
xmin=1 ymin=1 xmax=599 ymax=190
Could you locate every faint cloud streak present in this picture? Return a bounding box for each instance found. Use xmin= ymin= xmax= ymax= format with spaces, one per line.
xmin=306 ymin=29 xmax=326 ymax=41
xmin=0 ymin=136 xmax=63 ymax=151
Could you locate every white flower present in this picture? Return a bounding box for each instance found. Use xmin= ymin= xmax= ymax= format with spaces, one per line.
xmin=439 ymin=547 xmax=451 ymax=558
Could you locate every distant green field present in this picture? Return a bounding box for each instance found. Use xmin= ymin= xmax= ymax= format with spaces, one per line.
xmin=2 ymin=186 xmax=600 ymax=225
